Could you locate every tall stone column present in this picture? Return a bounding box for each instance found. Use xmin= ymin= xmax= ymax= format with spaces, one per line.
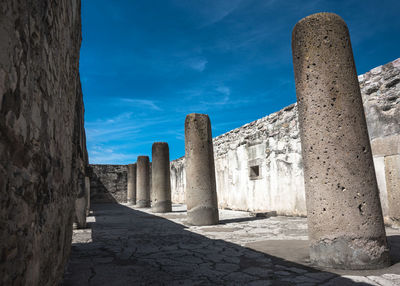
xmin=292 ymin=13 xmax=389 ymax=269
xmin=127 ymin=163 xmax=137 ymax=205
xmin=136 ymin=156 xmax=150 ymax=208
xmin=85 ymin=176 xmax=90 ymax=216
xmin=151 ymin=142 xmax=172 ymax=213
xmin=185 ymin=113 xmax=219 ymax=225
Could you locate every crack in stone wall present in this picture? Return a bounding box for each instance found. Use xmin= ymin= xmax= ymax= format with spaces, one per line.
xmin=0 ymin=1 xmax=87 ymax=285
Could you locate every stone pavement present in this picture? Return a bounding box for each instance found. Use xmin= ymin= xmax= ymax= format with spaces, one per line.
xmin=62 ymin=204 xmax=400 ymax=285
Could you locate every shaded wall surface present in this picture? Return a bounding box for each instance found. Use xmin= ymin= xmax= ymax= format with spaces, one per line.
xmin=171 ymin=58 xmax=400 ymax=217
xmin=0 ymin=1 xmax=87 ymax=285
xmin=89 ymin=164 xmax=127 ymax=203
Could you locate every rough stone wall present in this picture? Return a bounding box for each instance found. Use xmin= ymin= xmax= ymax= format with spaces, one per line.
xmin=359 ymin=59 xmax=400 ymax=222
xmin=89 ymin=164 xmax=127 ymax=203
xmin=213 ymin=104 xmax=305 ymax=215
xmin=170 ymin=58 xmax=400 ymax=217
xmin=0 ymin=1 xmax=86 ymax=285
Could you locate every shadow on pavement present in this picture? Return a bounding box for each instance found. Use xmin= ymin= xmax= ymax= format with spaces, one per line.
xmin=219 ymin=216 xmax=265 ymax=225
xmin=63 ymin=203 xmax=399 ymax=285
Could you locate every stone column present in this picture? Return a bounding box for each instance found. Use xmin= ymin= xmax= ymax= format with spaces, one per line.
xmin=385 ymin=155 xmax=400 ymax=223
xmin=136 ymin=156 xmax=150 ymax=208
xmin=185 ymin=113 xmax=219 ymax=225
xmin=127 ymin=163 xmax=137 ymax=205
xmin=85 ymin=176 xmax=90 ymax=216
xmin=151 ymin=142 xmax=172 ymax=213
xmin=292 ymin=13 xmax=389 ymax=269
xmin=75 ymin=175 xmax=87 ymax=228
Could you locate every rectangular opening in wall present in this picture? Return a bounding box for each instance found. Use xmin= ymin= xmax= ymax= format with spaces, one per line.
xmin=249 ymin=165 xmax=260 ymax=179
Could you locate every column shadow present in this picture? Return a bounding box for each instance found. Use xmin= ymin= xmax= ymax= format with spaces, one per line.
xmin=63 ymin=203 xmax=399 ymax=286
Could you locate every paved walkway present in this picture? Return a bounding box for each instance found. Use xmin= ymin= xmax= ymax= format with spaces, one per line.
xmin=63 ymin=203 xmax=400 ymax=285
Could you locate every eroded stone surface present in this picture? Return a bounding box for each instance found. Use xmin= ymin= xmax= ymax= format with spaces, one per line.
xmin=185 ymin=114 xmax=219 ymax=225
xmin=292 ymin=12 xmax=389 ymax=269
xmin=0 ymin=0 xmax=87 ymax=284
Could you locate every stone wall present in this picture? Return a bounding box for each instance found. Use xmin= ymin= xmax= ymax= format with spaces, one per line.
xmin=170 ymin=58 xmax=400 ymax=217
xmin=0 ymin=1 xmax=87 ymax=285
xmin=171 ymin=104 xmax=304 ymax=215
xmin=360 ymin=59 xmax=400 ymax=223
xmin=89 ymin=164 xmax=127 ymax=203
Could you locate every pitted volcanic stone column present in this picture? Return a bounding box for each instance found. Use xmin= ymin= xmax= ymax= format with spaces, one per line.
xmin=151 ymin=143 xmax=172 ymax=213
xmin=136 ymin=156 xmax=150 ymax=208
xmin=185 ymin=113 xmax=219 ymax=225
xmin=85 ymin=176 xmax=91 ymax=216
xmin=292 ymin=13 xmax=389 ymax=269
xmin=127 ymin=163 xmax=137 ymax=205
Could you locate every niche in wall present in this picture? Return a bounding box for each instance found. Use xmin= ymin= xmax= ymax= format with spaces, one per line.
xmin=249 ymin=165 xmax=260 ymax=179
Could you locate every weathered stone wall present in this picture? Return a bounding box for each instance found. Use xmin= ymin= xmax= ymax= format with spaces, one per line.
xmin=171 ymin=58 xmax=400 ymax=217
xmin=360 ymin=59 xmax=400 ymax=223
xmin=171 ymin=104 xmax=305 ymax=215
xmin=0 ymin=0 xmax=86 ymax=285
xmin=89 ymin=164 xmax=127 ymax=203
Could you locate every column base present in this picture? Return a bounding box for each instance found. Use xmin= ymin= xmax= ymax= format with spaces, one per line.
xmin=310 ymin=237 xmax=390 ymax=270
xmin=127 ymin=199 xmax=136 ymax=205
xmin=136 ymin=200 xmax=150 ymax=208
xmin=187 ymin=206 xmax=219 ymax=226
xmin=151 ymin=201 xmax=172 ymax=213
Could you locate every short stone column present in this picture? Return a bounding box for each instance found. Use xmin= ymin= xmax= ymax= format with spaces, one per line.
xmin=127 ymin=163 xmax=137 ymax=205
xmin=85 ymin=176 xmax=90 ymax=216
xmin=151 ymin=142 xmax=172 ymax=213
xmin=185 ymin=113 xmax=219 ymax=225
xmin=292 ymin=13 xmax=389 ymax=269
xmin=136 ymin=156 xmax=150 ymax=208
xmin=75 ymin=175 xmax=87 ymax=228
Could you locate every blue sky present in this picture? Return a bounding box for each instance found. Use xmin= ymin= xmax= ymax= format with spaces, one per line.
xmin=81 ymin=0 xmax=400 ymax=164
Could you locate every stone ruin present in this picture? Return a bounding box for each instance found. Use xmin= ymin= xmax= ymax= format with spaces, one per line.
xmin=0 ymin=2 xmax=400 ymax=284
xmin=292 ymin=13 xmax=389 ymax=270
xmin=0 ymin=0 xmax=88 ymax=284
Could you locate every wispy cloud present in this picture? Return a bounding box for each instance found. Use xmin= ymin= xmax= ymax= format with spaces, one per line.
xmin=216 ymin=86 xmax=231 ymax=96
xmin=119 ymin=98 xmax=162 ymax=111
xmin=185 ymin=57 xmax=208 ymax=72
xmin=88 ymin=144 xmax=135 ymax=164
xmin=85 ymin=112 xmax=172 ymax=142
xmin=173 ymin=0 xmax=243 ymax=28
